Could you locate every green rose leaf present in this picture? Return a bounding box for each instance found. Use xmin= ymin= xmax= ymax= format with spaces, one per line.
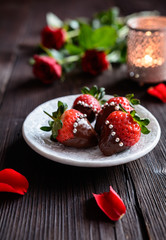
xmin=65 ymin=43 xmax=83 ymax=55
xmin=78 ymin=24 xmax=117 ymax=50
xmin=92 ymin=26 xmax=117 ymax=49
xmin=78 ymin=24 xmax=94 ymax=49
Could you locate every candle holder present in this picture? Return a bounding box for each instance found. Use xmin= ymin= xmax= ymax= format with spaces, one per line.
xmin=127 ymin=16 xmax=166 ymax=84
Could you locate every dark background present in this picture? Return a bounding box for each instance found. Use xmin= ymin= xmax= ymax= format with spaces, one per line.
xmin=0 ymin=0 xmax=166 ymax=240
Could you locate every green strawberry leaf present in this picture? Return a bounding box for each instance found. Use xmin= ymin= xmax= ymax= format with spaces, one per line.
xmin=81 ymin=86 xmax=90 ymax=94
xmin=40 ymin=102 xmax=68 ymax=139
xmin=40 ymin=126 xmax=52 ymax=131
xmin=119 ymin=104 xmax=128 ymax=113
xmin=140 ymin=125 xmax=151 ymax=134
xmin=120 ymin=108 xmax=150 ymax=134
xmin=100 ymin=99 xmax=107 ymax=105
xmin=52 ymin=120 xmax=63 ymax=139
xmin=53 ymin=101 xmax=68 ymax=118
xmin=98 ymin=87 xmax=105 ymax=100
xmin=48 ymin=120 xmax=54 ymax=127
xmin=81 ymin=85 xmax=106 ymax=103
xmin=89 ymin=85 xmax=98 ymax=96
xmin=125 ymin=93 xmax=140 ymax=106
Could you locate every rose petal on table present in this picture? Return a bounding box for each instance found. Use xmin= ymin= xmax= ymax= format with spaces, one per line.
xmin=147 ymin=83 xmax=166 ymax=103
xmin=93 ymin=186 xmax=126 ymax=221
xmin=0 ymin=169 xmax=29 ymax=195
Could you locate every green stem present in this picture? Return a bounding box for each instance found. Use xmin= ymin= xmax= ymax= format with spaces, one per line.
xmin=59 ymin=55 xmax=81 ymax=65
xmin=106 ymin=51 xmax=120 ymax=63
xmin=44 ymin=111 xmax=56 ymax=121
xmin=39 ymin=43 xmax=81 ymax=65
xmin=39 ymin=44 xmax=55 ymax=58
xmin=67 ymin=29 xmax=80 ymax=39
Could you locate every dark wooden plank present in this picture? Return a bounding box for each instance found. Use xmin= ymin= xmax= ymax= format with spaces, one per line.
xmin=0 ymin=1 xmax=30 ymax=105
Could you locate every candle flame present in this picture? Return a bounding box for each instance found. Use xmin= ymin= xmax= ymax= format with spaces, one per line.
xmin=144 ymin=55 xmax=153 ymax=65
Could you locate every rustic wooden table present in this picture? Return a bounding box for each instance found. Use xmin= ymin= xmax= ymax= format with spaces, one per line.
xmin=0 ymin=0 xmax=166 ymax=239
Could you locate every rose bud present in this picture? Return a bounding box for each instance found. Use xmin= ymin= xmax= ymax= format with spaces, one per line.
xmin=33 ymin=55 xmax=62 ymax=84
xmin=93 ymin=186 xmax=126 ymax=221
xmin=41 ymin=26 xmax=66 ymax=50
xmin=81 ymin=49 xmax=109 ymax=75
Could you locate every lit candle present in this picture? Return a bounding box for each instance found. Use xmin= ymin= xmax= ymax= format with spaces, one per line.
xmin=127 ymin=16 xmax=166 ymax=84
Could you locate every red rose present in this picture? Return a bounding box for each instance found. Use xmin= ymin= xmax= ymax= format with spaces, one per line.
xmin=81 ymin=49 xmax=109 ymax=75
xmin=41 ymin=26 xmax=66 ymax=50
xmin=33 ymin=55 xmax=62 ymax=84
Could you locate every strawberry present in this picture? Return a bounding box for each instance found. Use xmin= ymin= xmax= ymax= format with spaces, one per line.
xmin=99 ymin=107 xmax=150 ymax=156
xmin=73 ymin=85 xmax=106 ymax=122
xmin=95 ymin=94 xmax=140 ymax=134
xmin=41 ymin=101 xmax=98 ymax=148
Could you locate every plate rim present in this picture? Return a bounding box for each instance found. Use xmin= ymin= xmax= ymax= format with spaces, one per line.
xmin=22 ymin=94 xmax=161 ymax=167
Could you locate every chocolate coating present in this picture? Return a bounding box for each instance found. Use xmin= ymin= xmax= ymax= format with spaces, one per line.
xmin=63 ymin=118 xmax=98 ymax=148
xmin=99 ymin=124 xmax=129 ymax=156
xmin=95 ymin=104 xmax=118 ymax=134
xmin=73 ymin=104 xmax=95 ymax=122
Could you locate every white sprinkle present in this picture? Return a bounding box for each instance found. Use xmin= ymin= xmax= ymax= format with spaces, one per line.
xmin=109 ymin=124 xmax=113 ymax=129
xmin=115 ymin=105 xmax=120 ymax=111
xmin=111 ymin=131 xmax=116 ymax=136
xmin=105 ymin=120 xmax=109 ymax=125
xmin=85 ymin=103 xmax=89 ymax=107
xmin=78 ymin=101 xmax=81 ymax=104
xmin=79 ymin=115 xmax=83 ymax=119
xmin=73 ymin=128 xmax=77 ymax=134
xmin=73 ymin=122 xmax=78 ymax=128
xmin=105 ymin=102 xmax=109 ymax=106
xmin=90 ymin=104 xmax=93 ymax=108
xmin=115 ymin=138 xmax=120 ymax=142
xmin=119 ymin=142 xmax=123 ymax=147
xmin=83 ymin=114 xmax=87 ymax=118
xmin=110 ymin=101 xmax=115 ymax=106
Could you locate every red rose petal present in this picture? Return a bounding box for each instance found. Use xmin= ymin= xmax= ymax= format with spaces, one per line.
xmin=93 ymin=186 xmax=126 ymax=221
xmin=0 ymin=169 xmax=29 ymax=195
xmin=147 ymin=83 xmax=166 ymax=103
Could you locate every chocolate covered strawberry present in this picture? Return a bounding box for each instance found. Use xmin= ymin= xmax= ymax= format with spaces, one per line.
xmin=41 ymin=101 xmax=98 ymax=148
xmin=99 ymin=107 xmax=150 ymax=156
xmin=73 ymin=85 xmax=106 ymax=122
xmin=95 ymin=94 xmax=140 ymax=134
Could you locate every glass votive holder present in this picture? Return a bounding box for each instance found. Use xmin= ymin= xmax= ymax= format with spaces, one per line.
xmin=127 ymin=16 xmax=166 ymax=84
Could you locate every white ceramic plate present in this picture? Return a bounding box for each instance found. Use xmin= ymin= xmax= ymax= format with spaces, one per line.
xmin=22 ymin=95 xmax=161 ymax=167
